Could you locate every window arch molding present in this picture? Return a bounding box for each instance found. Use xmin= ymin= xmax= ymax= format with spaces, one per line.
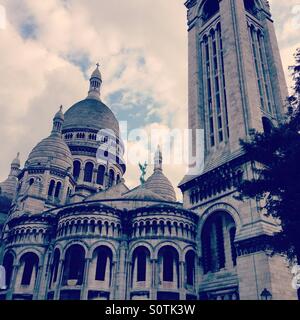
xmin=244 ymin=0 xmax=263 ymax=17
xmin=62 ymin=240 xmax=89 ymax=259
xmin=73 ymin=160 xmax=82 ymax=180
xmin=198 ymin=203 xmax=241 ymax=242
xmin=157 ymin=245 xmax=180 ymax=285
xmin=18 ymin=252 xmax=40 ymax=286
xmin=83 ymin=161 xmax=94 ymax=183
xmin=129 ymin=241 xmax=154 ymax=261
xmin=199 ymin=0 xmax=220 ymax=24
xmin=153 ymin=241 xmax=183 ymax=261
xmin=87 ymin=240 xmax=117 ymax=261
xmin=200 ymin=210 xmax=238 ymax=274
xmin=131 ymin=246 xmax=151 ymax=285
xmin=62 ymin=244 xmax=85 ymax=286
xmin=92 ymin=246 xmax=113 ymax=283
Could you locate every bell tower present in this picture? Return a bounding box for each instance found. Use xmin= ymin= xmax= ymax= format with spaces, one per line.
xmin=180 ymin=0 xmax=297 ymax=300
xmin=185 ymin=0 xmax=288 ymax=167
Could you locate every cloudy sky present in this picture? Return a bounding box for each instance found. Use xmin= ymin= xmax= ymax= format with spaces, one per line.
xmin=0 ymin=0 xmax=299 ymax=199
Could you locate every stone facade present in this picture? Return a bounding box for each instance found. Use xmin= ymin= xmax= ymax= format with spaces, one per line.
xmin=179 ymin=0 xmax=297 ymax=300
xmin=0 ymin=0 xmax=297 ymax=301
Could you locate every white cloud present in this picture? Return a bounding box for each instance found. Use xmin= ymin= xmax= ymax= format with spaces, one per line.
xmin=0 ymin=0 xmax=299 ymax=201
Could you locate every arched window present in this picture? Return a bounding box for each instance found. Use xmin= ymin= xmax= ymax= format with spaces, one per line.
xmin=20 ymin=252 xmax=39 ymax=286
xmin=48 ymin=180 xmax=55 ymax=196
xmin=244 ymin=0 xmax=259 ymax=16
xmin=108 ymin=169 xmax=115 ymax=187
xmin=62 ymin=245 xmax=85 ymax=286
xmin=202 ymin=0 xmax=220 ymax=23
xmin=84 ymin=162 xmax=94 ymax=183
xmin=29 ymin=178 xmax=34 ymax=186
xmin=94 ymin=246 xmax=112 ymax=283
xmin=3 ymin=252 xmax=14 ymax=289
xmin=96 ymin=165 xmax=105 ymax=185
xmin=158 ymin=246 xmax=179 ymax=285
xmin=73 ymin=161 xmax=81 ymax=180
xmin=54 ymin=182 xmax=62 ymax=199
xmin=49 ymin=249 xmax=60 ymax=287
xmin=132 ymin=247 xmax=150 ymax=285
xmin=202 ymin=212 xmax=237 ymax=274
xmin=186 ymin=251 xmax=196 ymax=286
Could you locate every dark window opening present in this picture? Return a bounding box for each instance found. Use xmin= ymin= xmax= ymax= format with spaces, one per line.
xmin=21 ymin=253 xmax=39 ymax=286
xmin=96 ymin=165 xmax=105 ymax=185
xmin=54 ymin=182 xmax=62 ymax=198
xmin=62 ymin=245 xmax=85 ymax=286
xmin=94 ymin=247 xmax=112 ymax=282
xmin=186 ymin=251 xmax=195 ymax=286
xmin=84 ymin=162 xmax=94 ymax=183
xmin=202 ymin=0 xmax=220 ymax=23
xmin=48 ymin=180 xmax=55 ymax=197
xmin=73 ymin=161 xmax=81 ymax=180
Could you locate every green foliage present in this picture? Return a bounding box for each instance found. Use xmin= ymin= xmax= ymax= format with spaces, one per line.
xmin=238 ymin=49 xmax=300 ymax=262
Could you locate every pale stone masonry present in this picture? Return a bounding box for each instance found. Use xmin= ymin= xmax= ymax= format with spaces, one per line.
xmin=0 ymin=0 xmax=297 ymax=300
xmin=179 ymin=0 xmax=297 ymax=300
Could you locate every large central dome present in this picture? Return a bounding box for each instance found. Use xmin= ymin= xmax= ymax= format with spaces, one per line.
xmin=63 ymin=98 xmax=119 ymax=135
xmin=63 ymin=65 xmax=119 ymax=135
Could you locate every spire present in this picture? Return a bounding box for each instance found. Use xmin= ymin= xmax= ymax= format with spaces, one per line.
xmin=154 ymin=145 xmax=162 ymax=172
xmin=51 ymin=105 xmax=64 ymax=136
xmin=10 ymin=152 xmax=20 ymax=177
xmin=87 ymin=63 xmax=102 ymax=101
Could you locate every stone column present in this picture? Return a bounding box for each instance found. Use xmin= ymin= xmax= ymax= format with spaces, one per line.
xmin=92 ymin=169 xmax=97 ymax=185
xmin=33 ymin=264 xmax=44 ymax=300
xmin=111 ymin=261 xmax=117 ymax=299
xmin=115 ymin=241 xmax=128 ymax=300
xmin=126 ymin=261 xmax=132 ymax=300
xmin=6 ymin=263 xmax=19 ymax=300
xmin=54 ymin=259 xmax=64 ymax=300
xmin=81 ymin=258 xmax=91 ymax=300
xmin=179 ymin=261 xmax=185 ymax=300
xmin=150 ymin=259 xmax=157 ymax=300
xmin=79 ymin=168 xmax=84 ymax=183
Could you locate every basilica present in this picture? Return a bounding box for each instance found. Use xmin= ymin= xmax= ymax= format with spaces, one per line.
xmin=0 ymin=0 xmax=298 ymax=300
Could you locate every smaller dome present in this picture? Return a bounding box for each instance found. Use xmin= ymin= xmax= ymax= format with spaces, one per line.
xmin=26 ymin=108 xmax=73 ymax=171
xmin=0 ymin=177 xmax=18 ymax=199
xmin=122 ymin=186 xmax=165 ymax=201
xmin=143 ymin=146 xmax=177 ymax=202
xmin=144 ymin=171 xmax=177 ymax=202
xmin=26 ymin=135 xmax=73 ymax=171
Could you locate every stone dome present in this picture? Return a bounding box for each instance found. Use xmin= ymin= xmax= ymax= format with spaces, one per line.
xmin=26 ymin=135 xmax=73 ymax=171
xmin=63 ymin=99 xmax=119 ymax=135
xmin=26 ymin=108 xmax=73 ymax=171
xmin=122 ymin=186 xmax=165 ymax=201
xmin=143 ymin=146 xmax=177 ymax=202
xmin=144 ymin=170 xmax=177 ymax=202
xmin=0 ymin=177 xmax=18 ymax=199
